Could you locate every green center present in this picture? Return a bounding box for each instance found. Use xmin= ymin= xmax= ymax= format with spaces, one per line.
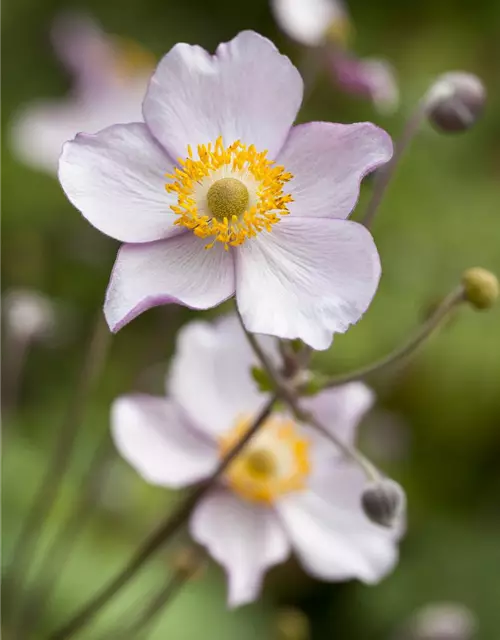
xmin=245 ymin=449 xmax=277 ymax=479
xmin=207 ymin=178 xmax=249 ymax=221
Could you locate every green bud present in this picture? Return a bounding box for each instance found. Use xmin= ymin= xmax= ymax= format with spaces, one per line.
xmin=462 ymin=267 xmax=498 ymax=310
xmin=251 ymin=366 xmax=274 ymax=393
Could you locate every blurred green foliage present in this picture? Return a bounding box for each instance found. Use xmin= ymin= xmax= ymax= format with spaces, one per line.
xmin=2 ymin=0 xmax=500 ymax=638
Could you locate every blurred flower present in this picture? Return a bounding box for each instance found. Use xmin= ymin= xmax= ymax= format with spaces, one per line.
xmin=59 ymin=31 xmax=392 ymax=350
xmin=3 ymin=288 xmax=56 ymax=342
xmin=10 ymin=12 xmax=153 ymax=174
xmin=270 ymin=0 xmax=399 ymax=113
xmin=112 ymin=315 xmax=400 ymax=607
xmin=401 ymin=602 xmax=477 ymax=640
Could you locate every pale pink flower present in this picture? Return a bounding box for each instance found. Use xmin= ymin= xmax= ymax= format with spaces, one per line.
xmin=112 ymin=315 xmax=400 ymax=606
xmin=59 ymin=31 xmax=392 ymax=349
xmin=271 ymin=0 xmax=399 ymax=113
xmin=10 ymin=13 xmax=153 ymax=174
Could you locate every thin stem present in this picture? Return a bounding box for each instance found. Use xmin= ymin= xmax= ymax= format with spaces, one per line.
xmin=322 ymin=286 xmax=465 ymax=389
xmin=236 ymin=314 xmax=380 ymax=481
xmin=15 ymin=432 xmax=114 ymax=639
xmin=362 ymin=101 xmax=427 ymax=229
xmin=7 ymin=312 xmax=111 ymax=632
xmin=110 ymin=552 xmax=203 ymax=640
xmin=47 ymin=395 xmax=277 ymax=640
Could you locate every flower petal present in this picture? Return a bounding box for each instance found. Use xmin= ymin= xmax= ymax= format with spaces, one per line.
xmin=104 ymin=234 xmax=235 ymax=332
xmin=143 ymin=31 xmax=303 ymax=160
xmin=168 ymin=315 xmax=277 ymax=439
xmin=277 ymin=122 xmax=392 ymax=220
xmin=59 ymin=123 xmax=180 ymax=243
xmin=301 ymin=383 xmax=374 ymax=447
xmin=111 ymin=394 xmax=217 ymax=487
xmin=327 ymin=52 xmax=399 ymax=114
xmin=236 ymin=217 xmax=381 ymax=350
xmin=271 ymin=0 xmax=346 ymax=47
xmin=277 ymin=465 xmax=399 ymax=584
xmin=190 ymin=490 xmax=291 ymax=607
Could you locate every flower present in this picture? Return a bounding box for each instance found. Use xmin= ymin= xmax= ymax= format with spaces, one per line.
xmin=59 ymin=31 xmax=392 ymax=350
xmin=10 ymin=12 xmax=153 ymax=174
xmin=111 ymin=315 xmax=400 ymax=606
xmin=270 ymin=0 xmax=399 ymax=113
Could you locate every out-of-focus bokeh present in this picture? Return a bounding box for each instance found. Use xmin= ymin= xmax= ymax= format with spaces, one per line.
xmin=2 ymin=0 xmax=500 ymax=638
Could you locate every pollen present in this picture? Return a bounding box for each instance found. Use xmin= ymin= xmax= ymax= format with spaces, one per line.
xmin=165 ymin=136 xmax=293 ymax=249
xmin=219 ymin=415 xmax=311 ymax=505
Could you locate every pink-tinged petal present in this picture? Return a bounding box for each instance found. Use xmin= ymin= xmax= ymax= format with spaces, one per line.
xmin=143 ymin=31 xmax=303 ymax=160
xmin=277 ymin=122 xmax=392 ymax=220
xmin=111 ymin=395 xmax=217 ymax=487
xmin=59 ymin=123 xmax=180 ymax=243
xmin=302 ymin=383 xmax=374 ymax=447
xmin=190 ymin=490 xmax=291 ymax=607
xmin=168 ymin=316 xmax=277 ymax=439
xmin=327 ymin=52 xmax=399 ymax=114
xmin=277 ymin=465 xmax=399 ymax=584
xmin=236 ymin=217 xmax=381 ymax=350
xmin=271 ymin=0 xmax=347 ymax=47
xmin=105 ymin=234 xmax=235 ymax=332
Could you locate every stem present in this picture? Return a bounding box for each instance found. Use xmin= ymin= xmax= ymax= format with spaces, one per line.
xmin=47 ymin=395 xmax=277 ymax=640
xmin=236 ymin=311 xmax=380 ymax=481
xmin=322 ymin=286 xmax=465 ymax=389
xmin=15 ymin=432 xmax=114 ymax=640
xmin=6 ymin=312 xmax=111 ymax=632
xmin=110 ymin=551 xmax=203 ymax=640
xmin=362 ymin=101 xmax=427 ymax=229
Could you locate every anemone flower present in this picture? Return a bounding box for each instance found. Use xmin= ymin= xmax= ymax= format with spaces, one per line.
xmin=112 ymin=315 xmax=400 ymax=606
xmin=59 ymin=31 xmax=392 ymax=349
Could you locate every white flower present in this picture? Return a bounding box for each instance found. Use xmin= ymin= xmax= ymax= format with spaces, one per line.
xmin=271 ymin=0 xmax=348 ymax=47
xmin=112 ymin=315 xmax=400 ymax=606
xmin=10 ymin=12 xmax=153 ymax=174
xmin=3 ymin=289 xmax=56 ymax=341
xmin=58 ymin=31 xmax=392 ymax=350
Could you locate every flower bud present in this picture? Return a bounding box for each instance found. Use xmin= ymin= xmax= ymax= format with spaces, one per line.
xmin=361 ymin=479 xmax=405 ymax=527
xmin=171 ymin=546 xmax=205 ymax=580
xmin=276 ymin=607 xmax=310 ymax=640
xmin=462 ymin=267 xmax=498 ymax=310
xmin=426 ymin=72 xmax=486 ymax=133
xmin=3 ymin=289 xmax=56 ymax=342
xmin=407 ymin=602 xmax=477 ymax=640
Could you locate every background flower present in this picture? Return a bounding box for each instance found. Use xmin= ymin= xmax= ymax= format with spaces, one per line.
xmin=271 ymin=0 xmax=399 ymax=113
xmin=10 ymin=12 xmax=153 ymax=175
xmin=112 ymin=316 xmax=400 ymax=606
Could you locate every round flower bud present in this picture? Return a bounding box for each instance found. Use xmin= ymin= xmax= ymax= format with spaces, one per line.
xmin=407 ymin=602 xmax=477 ymax=640
xmin=361 ymin=478 xmax=405 ymax=528
xmin=462 ymin=267 xmax=498 ymax=310
xmin=426 ymin=72 xmax=486 ymax=133
xmin=171 ymin=546 xmax=205 ymax=580
xmin=276 ymin=607 xmax=310 ymax=640
xmin=3 ymin=289 xmax=56 ymax=342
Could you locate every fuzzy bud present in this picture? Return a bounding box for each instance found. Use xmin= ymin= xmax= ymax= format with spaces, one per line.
xmin=426 ymin=72 xmax=486 ymax=133
xmin=276 ymin=607 xmax=310 ymax=640
xmin=361 ymin=479 xmax=405 ymax=528
xmin=462 ymin=267 xmax=498 ymax=310
xmin=171 ymin=546 xmax=205 ymax=580
xmin=407 ymin=602 xmax=477 ymax=640
xmin=3 ymin=289 xmax=56 ymax=342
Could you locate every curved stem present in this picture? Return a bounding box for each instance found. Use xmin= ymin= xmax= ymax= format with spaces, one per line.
xmin=7 ymin=312 xmax=111 ymax=635
xmin=15 ymin=432 xmax=114 ymax=640
xmin=362 ymin=101 xmax=427 ymax=229
xmin=236 ymin=311 xmax=380 ymax=481
xmin=322 ymin=286 xmax=465 ymax=389
xmin=47 ymin=395 xmax=277 ymax=640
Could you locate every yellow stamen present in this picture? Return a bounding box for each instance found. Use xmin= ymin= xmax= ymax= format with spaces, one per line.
xmin=165 ymin=136 xmax=293 ymax=250
xmin=219 ymin=416 xmax=311 ymax=505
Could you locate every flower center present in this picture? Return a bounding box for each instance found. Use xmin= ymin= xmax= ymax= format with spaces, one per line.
xmin=165 ymin=136 xmax=293 ymax=250
xmin=219 ymin=415 xmax=311 ymax=505
xmin=206 ymin=177 xmax=249 ymax=221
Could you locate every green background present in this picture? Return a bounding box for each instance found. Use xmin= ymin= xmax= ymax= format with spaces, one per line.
xmin=2 ymin=0 xmax=500 ymax=638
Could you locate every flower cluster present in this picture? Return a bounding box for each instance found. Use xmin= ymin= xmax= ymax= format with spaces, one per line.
xmin=11 ymin=10 xmax=495 ymax=632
